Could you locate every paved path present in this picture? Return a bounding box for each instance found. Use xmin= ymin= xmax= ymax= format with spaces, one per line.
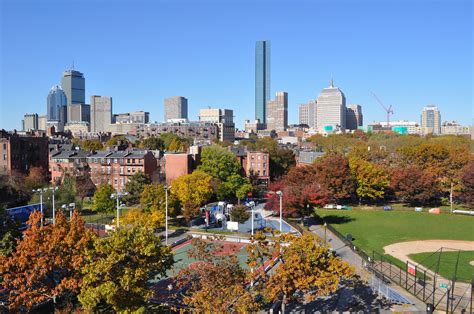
xmin=309 ymin=222 xmax=425 ymax=312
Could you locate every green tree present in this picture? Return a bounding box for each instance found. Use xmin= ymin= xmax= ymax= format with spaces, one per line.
xmin=140 ymin=183 xmax=179 ymax=217
xmin=230 ymin=205 xmax=250 ymax=224
xmin=217 ymin=174 xmax=250 ymax=202
xmin=124 ymin=171 xmax=151 ymax=205
xmin=80 ymin=139 xmax=103 ymax=151
xmin=198 ymin=145 xmax=242 ymax=182
xmin=78 ymin=226 xmax=173 ymax=312
xmin=0 ymin=206 xmax=20 ymax=256
xmin=171 ymin=170 xmax=213 ymax=221
xmin=138 ymin=137 xmax=164 ymax=150
xmin=92 ymin=184 xmax=115 ymax=213
xmin=105 ymin=135 xmax=130 ymax=149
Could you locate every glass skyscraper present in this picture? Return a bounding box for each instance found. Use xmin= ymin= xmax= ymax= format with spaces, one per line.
xmin=61 ymin=69 xmax=85 ymax=122
xmin=255 ymin=40 xmax=270 ymax=124
xmin=47 ymin=85 xmax=67 ymax=122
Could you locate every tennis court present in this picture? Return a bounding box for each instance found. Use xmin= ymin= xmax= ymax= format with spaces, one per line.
xmin=170 ymin=239 xmax=250 ymax=276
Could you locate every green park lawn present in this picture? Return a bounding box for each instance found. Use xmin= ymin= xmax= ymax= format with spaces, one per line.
xmin=409 ymin=251 xmax=474 ymax=283
xmin=315 ymin=207 xmax=474 ymax=277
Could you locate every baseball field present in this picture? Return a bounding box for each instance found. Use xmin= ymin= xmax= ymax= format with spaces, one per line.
xmin=315 ymin=208 xmax=474 ymax=282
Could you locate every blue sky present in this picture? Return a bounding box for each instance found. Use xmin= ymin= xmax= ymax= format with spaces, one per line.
xmin=1 ymin=0 xmax=472 ymax=130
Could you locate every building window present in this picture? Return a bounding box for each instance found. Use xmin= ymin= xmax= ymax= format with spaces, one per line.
xmin=263 ymin=155 xmax=267 ymax=161
xmin=120 ymin=178 xmax=124 ymax=186
xmin=251 ymin=162 xmax=254 ymax=168
xmin=258 ymin=155 xmax=261 ymax=160
xmin=120 ymin=167 xmax=124 ymax=174
xmin=2 ymin=144 xmax=5 ymax=150
xmin=263 ymin=170 xmax=266 ymax=175
xmin=114 ymin=158 xmax=118 ymax=164
xmin=114 ymin=178 xmax=118 ymax=185
xmin=2 ymin=154 xmax=5 ymax=160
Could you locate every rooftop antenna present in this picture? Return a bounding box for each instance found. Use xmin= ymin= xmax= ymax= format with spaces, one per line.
xmin=72 ymin=60 xmax=75 ymax=70
xmin=371 ymin=92 xmax=394 ymax=126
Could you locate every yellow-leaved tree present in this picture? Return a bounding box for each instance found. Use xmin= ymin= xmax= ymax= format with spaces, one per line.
xmin=171 ymin=170 xmax=213 ymax=221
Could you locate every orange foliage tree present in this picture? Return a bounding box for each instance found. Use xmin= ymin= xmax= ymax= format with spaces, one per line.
xmin=0 ymin=210 xmax=95 ymax=311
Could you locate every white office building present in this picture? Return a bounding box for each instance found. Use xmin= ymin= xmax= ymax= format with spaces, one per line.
xmin=316 ymin=79 xmax=346 ymax=133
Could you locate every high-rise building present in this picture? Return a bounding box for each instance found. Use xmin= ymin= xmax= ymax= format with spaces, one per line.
xmin=61 ymin=69 xmax=85 ymax=122
xmin=255 ymin=40 xmax=270 ymax=125
xmin=69 ymin=104 xmax=90 ymax=123
xmin=299 ymin=100 xmax=317 ymax=128
xmin=346 ymin=104 xmax=363 ymax=130
xmin=23 ymin=113 xmax=38 ymax=131
xmin=47 ymin=85 xmax=68 ymax=123
xmin=164 ymin=96 xmax=188 ymax=121
xmin=316 ymin=80 xmax=346 ymax=133
xmin=90 ymin=96 xmax=113 ymax=133
xmin=38 ymin=115 xmax=47 ymax=131
xmin=199 ymin=108 xmax=235 ymax=142
xmin=266 ymin=92 xmax=288 ymax=132
xmin=421 ymin=105 xmax=441 ymax=134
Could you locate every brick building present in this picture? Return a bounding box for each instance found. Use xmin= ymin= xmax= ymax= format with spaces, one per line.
xmin=0 ymin=130 xmax=49 ymax=175
xmin=164 ymin=153 xmax=196 ymax=184
xmin=245 ymin=151 xmax=270 ymax=183
xmin=49 ymin=149 xmax=90 ymax=184
xmin=87 ymin=150 xmax=157 ymax=191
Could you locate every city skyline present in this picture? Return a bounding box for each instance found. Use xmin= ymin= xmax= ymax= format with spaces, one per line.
xmin=1 ymin=0 xmax=472 ymax=131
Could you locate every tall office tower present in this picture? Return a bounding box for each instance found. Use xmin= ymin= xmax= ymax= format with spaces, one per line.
xmin=47 ymin=85 xmax=68 ymax=124
xmin=266 ymin=92 xmax=288 ymax=132
xmin=316 ymin=79 xmax=347 ymax=133
xmin=61 ymin=69 xmax=85 ymax=122
xmin=199 ymin=108 xmax=235 ymax=142
xmin=23 ymin=113 xmax=38 ymax=131
xmin=346 ymin=104 xmax=363 ymax=130
xmin=255 ymin=40 xmax=270 ymax=125
xmin=90 ymin=95 xmax=113 ymax=132
xmin=164 ymin=96 xmax=188 ymax=121
xmin=38 ymin=115 xmax=47 ymax=131
xmin=299 ymin=100 xmax=317 ymax=128
xmin=421 ymin=105 xmax=441 ymax=134
xmin=69 ymin=104 xmax=90 ymax=123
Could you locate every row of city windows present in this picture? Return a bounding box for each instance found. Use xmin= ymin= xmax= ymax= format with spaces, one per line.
xmin=250 ymin=155 xmax=267 ymax=161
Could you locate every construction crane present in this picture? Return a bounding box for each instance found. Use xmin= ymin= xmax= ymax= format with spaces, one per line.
xmin=371 ymin=92 xmax=394 ymax=126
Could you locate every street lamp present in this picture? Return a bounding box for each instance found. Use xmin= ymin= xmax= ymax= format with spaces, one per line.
xmin=276 ymin=191 xmax=283 ymax=233
xmin=111 ymin=192 xmax=128 ymax=229
xmin=251 ymin=202 xmax=255 ymax=236
xmin=49 ymin=187 xmax=58 ymax=224
xmin=164 ymin=186 xmax=171 ymax=245
xmin=61 ymin=203 xmax=75 ymax=220
xmin=32 ymin=188 xmax=48 ymax=226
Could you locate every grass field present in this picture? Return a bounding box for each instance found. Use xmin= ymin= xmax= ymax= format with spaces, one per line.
xmin=409 ymin=251 xmax=474 ymax=283
xmin=315 ymin=208 xmax=474 ymax=278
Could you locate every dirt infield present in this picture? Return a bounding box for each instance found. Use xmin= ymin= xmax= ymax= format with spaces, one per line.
xmin=384 ymin=240 xmax=474 ymax=264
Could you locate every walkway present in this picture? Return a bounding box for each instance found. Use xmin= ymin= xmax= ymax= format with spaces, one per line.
xmin=309 ymin=222 xmax=425 ymax=312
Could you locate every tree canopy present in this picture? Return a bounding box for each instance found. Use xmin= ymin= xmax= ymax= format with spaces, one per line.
xmin=78 ymin=226 xmax=173 ymax=312
xmin=92 ymin=184 xmax=115 ymax=213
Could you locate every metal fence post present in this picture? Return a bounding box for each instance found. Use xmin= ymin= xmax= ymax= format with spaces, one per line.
xmin=423 ymin=270 xmax=426 ymax=301
xmin=405 ymin=261 xmax=408 ymax=290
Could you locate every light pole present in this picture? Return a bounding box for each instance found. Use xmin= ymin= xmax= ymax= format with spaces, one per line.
xmin=251 ymin=203 xmax=255 ymax=236
xmin=61 ymin=203 xmax=75 ymax=220
xmin=165 ymin=186 xmax=171 ymax=245
xmin=324 ymin=222 xmax=327 ymax=244
xmin=32 ymin=188 xmax=48 ymax=226
xmin=50 ymin=187 xmax=58 ymax=224
xmin=111 ymin=192 xmax=128 ymax=229
xmin=276 ymin=191 xmax=283 ymax=233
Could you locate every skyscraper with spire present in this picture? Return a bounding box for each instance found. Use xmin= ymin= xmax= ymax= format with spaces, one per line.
xmin=316 ymin=79 xmax=347 ymax=133
xmin=255 ymin=40 xmax=270 ymax=125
